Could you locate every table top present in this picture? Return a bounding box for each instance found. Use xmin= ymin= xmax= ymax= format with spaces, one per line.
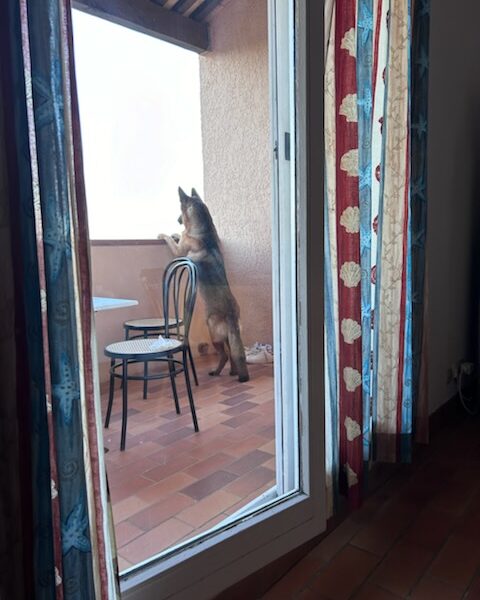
xmin=93 ymin=296 xmax=139 ymax=312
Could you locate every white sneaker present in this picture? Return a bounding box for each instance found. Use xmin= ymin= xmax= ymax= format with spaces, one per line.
xmin=245 ymin=342 xmax=274 ymax=364
xmin=262 ymin=346 xmax=274 ymax=363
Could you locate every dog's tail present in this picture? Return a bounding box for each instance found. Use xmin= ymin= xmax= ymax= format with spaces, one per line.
xmin=227 ymin=321 xmax=249 ymax=383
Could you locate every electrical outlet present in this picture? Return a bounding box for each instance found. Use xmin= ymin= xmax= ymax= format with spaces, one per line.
xmin=460 ymin=361 xmax=475 ymax=376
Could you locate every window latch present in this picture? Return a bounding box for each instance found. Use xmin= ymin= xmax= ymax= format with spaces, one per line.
xmin=284 ymin=132 xmax=291 ymax=161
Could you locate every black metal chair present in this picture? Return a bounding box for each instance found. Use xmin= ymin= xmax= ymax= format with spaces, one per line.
xmin=123 ymin=270 xmax=199 ymax=388
xmin=104 ymin=258 xmax=199 ymax=450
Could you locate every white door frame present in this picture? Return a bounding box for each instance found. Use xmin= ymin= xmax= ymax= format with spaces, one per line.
xmin=121 ymin=2 xmax=325 ymax=598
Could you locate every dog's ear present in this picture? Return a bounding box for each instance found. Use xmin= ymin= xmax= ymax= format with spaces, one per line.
xmin=191 ymin=188 xmax=201 ymax=199
xmin=178 ymin=187 xmax=189 ymax=203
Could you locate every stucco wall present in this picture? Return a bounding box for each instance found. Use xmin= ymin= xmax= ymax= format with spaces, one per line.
xmin=426 ymin=1 xmax=480 ymax=412
xmin=199 ymin=0 xmax=273 ymax=347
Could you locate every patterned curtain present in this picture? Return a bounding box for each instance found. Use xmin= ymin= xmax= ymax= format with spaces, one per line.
xmin=0 ymin=0 xmax=119 ymax=597
xmin=325 ymin=0 xmax=430 ymax=511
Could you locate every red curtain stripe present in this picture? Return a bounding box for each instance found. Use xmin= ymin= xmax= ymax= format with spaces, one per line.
xmin=335 ymin=0 xmax=363 ymax=507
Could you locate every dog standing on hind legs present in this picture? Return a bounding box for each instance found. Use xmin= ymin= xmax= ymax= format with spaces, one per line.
xmin=158 ymin=187 xmax=250 ymax=383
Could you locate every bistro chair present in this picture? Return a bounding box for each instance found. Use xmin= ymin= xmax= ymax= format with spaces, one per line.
xmin=123 ymin=276 xmax=199 ymax=388
xmin=104 ymin=257 xmax=199 ymax=450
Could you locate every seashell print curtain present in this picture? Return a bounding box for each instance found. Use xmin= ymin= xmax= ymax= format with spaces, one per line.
xmin=0 ymin=0 xmax=119 ymax=597
xmin=325 ymin=0 xmax=430 ymax=512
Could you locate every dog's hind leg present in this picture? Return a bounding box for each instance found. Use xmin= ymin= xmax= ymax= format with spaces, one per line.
xmin=225 ymin=341 xmax=238 ymax=376
xmin=227 ymin=324 xmax=249 ymax=383
xmin=229 ymin=358 xmax=239 ymax=377
xmin=209 ymin=342 xmax=228 ymax=376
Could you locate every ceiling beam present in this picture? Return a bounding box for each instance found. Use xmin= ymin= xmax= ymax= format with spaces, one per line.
xmin=190 ymin=0 xmax=223 ymax=22
xmin=73 ymin=0 xmax=209 ymax=53
xmin=172 ymin=0 xmax=200 ymax=14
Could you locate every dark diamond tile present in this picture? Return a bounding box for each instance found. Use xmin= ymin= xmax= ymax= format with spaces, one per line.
xmin=222 ymin=412 xmax=258 ymax=428
xmin=221 ymin=385 xmax=254 ymax=397
xmin=180 ymin=470 xmax=239 ymax=501
xmin=222 ymin=401 xmax=259 ymax=416
xmin=226 ymin=449 xmax=272 ymax=476
xmin=220 ymin=392 xmax=255 ymax=406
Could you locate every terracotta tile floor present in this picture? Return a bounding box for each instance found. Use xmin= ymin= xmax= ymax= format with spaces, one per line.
xmin=261 ymin=411 xmax=480 ymax=599
xmin=101 ymin=355 xmax=275 ymax=571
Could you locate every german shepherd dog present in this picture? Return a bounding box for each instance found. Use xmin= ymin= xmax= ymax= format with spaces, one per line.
xmin=158 ymin=188 xmax=250 ymax=383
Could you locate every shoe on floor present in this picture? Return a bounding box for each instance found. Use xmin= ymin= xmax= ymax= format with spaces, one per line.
xmin=245 ymin=342 xmax=274 ymax=364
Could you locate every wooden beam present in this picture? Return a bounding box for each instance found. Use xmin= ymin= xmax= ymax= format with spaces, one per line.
xmin=172 ymin=0 xmax=200 ymax=15
xmin=73 ymin=0 xmax=209 ymax=53
xmin=190 ymin=0 xmax=222 ymax=22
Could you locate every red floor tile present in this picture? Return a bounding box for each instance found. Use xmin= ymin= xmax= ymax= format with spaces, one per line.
xmin=402 ymin=506 xmax=457 ymax=551
xmin=103 ymin=356 xmax=276 ymax=567
xmin=112 ymin=496 xmax=150 ymax=523
xmin=370 ymin=540 xmax=434 ymax=597
xmin=428 ymin=533 xmax=480 ymax=591
xmin=308 ymin=545 xmax=379 ymax=600
xmin=176 ymin=490 xmax=240 ymax=527
xmin=135 ymin=472 xmax=197 ymax=504
xmin=184 ymin=452 xmax=236 ymax=480
xmin=410 ymin=576 xmax=463 ymax=600
xmin=225 ymin=466 xmax=275 ymax=497
xmin=142 ymin=452 xmax=199 ymax=482
xmin=120 ymin=518 xmax=194 ymax=564
xmin=350 ymin=499 xmax=418 ymax=557
xmin=225 ymin=449 xmax=272 ymax=476
xmin=114 ymin=521 xmax=144 ymax=547
xmin=352 ymin=583 xmax=400 ymax=599
xmin=128 ymin=493 xmax=194 ymax=531
xmin=261 ymin=555 xmax=327 ymax=599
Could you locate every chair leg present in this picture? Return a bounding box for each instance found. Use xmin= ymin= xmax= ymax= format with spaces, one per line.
xmin=120 ymin=359 xmax=128 ymax=451
xmin=168 ymin=354 xmax=181 ymax=414
xmin=188 ymin=345 xmax=199 ymax=386
xmin=143 ymin=360 xmax=149 ymax=400
xmin=183 ymin=349 xmax=199 ymax=432
xmin=105 ymin=358 xmax=115 ymax=428
xmin=143 ymin=329 xmax=149 ymax=399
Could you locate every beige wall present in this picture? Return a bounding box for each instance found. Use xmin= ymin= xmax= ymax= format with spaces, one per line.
xmin=199 ymin=0 xmax=273 ymax=347
xmin=91 ymin=241 xmax=209 ymax=382
xmin=427 ymin=2 xmax=480 ymax=412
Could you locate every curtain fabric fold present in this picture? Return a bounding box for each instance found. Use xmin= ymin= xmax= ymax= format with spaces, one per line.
xmin=1 ymin=0 xmax=119 ymax=597
xmin=334 ymin=0 xmax=364 ymax=507
xmin=325 ymin=0 xmax=430 ymax=510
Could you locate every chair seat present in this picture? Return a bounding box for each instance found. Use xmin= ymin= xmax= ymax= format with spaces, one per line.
xmin=105 ymin=337 xmax=182 ymax=359
xmin=124 ymin=317 xmax=179 ymax=329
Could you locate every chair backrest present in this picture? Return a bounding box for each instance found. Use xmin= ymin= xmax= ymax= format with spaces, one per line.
xmin=162 ymin=258 xmax=198 ymax=341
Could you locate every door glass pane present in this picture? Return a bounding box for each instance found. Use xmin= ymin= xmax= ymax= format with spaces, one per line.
xmin=72 ymin=0 xmax=297 ymax=573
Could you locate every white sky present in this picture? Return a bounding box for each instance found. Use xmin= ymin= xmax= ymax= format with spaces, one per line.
xmin=72 ymin=10 xmax=204 ymax=239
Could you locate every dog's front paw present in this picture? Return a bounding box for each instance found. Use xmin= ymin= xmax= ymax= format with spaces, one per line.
xmin=209 ymin=370 xmax=220 ymax=377
xmin=157 ymin=233 xmax=167 ymax=240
